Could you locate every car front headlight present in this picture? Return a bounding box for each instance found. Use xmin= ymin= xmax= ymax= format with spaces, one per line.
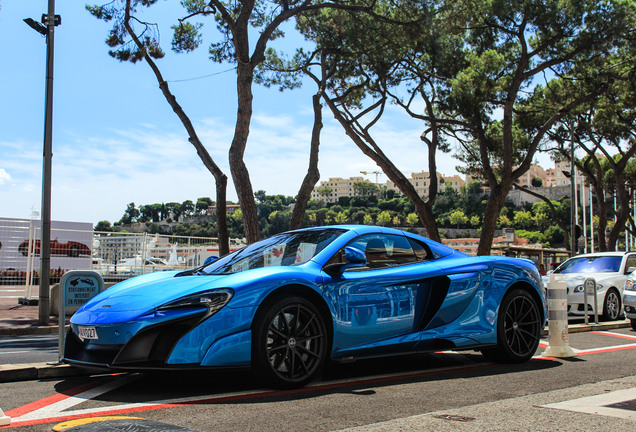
xmin=626 ymin=278 xmax=636 ymax=291
xmin=157 ymin=288 xmax=234 ymax=316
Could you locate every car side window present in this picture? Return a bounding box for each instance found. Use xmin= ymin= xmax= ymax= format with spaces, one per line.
xmin=407 ymin=238 xmax=436 ymax=261
xmin=344 ymin=234 xmax=417 ymax=271
xmin=625 ymin=255 xmax=636 ymax=274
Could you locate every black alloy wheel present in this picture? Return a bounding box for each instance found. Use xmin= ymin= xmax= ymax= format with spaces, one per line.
xmin=602 ymin=289 xmax=621 ymax=321
xmin=481 ymin=289 xmax=541 ymax=363
xmin=252 ymin=296 xmax=328 ymax=389
xmin=69 ymin=244 xmax=80 ymax=257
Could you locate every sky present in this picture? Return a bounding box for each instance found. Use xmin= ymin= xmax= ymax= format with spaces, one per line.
xmin=1 ymin=1 xmax=471 ymax=226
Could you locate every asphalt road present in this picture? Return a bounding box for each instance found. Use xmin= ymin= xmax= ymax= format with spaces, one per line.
xmin=0 ymin=335 xmax=59 ymax=365
xmin=2 ymin=328 xmax=636 ymax=432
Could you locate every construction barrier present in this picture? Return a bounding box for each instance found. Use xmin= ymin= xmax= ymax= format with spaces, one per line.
xmin=542 ymin=273 xmax=576 ymax=358
xmin=0 ymin=405 xmax=10 ymax=426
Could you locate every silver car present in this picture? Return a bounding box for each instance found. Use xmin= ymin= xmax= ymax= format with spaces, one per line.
xmin=623 ymin=271 xmax=636 ymax=330
xmin=551 ymin=252 xmax=636 ymax=321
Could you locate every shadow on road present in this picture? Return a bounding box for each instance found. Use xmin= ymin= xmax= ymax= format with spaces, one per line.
xmin=52 ymin=350 xmax=565 ymax=406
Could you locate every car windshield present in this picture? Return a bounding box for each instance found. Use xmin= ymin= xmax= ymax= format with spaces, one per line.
xmin=554 ymin=256 xmax=622 ymax=274
xmin=200 ymin=228 xmax=346 ymax=275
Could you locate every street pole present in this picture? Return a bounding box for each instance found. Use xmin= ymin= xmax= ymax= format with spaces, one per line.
xmin=570 ymin=123 xmax=576 ymax=257
xmin=39 ymin=1 xmax=58 ymax=325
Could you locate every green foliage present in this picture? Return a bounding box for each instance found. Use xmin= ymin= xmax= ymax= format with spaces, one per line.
xmin=353 ymin=182 xmax=379 ymax=197
xmin=513 ymin=210 xmax=534 ymax=230
xmin=515 ymin=230 xmax=548 ymax=246
xmin=334 ymin=211 xmax=349 ymax=224
xmin=449 ymin=210 xmax=468 ymax=228
xmin=94 ymin=220 xmax=114 ymax=232
xmin=377 ymin=210 xmax=392 ymax=226
xmin=406 ymin=213 xmax=419 ymax=226
xmin=172 ymin=22 xmax=203 ymax=53
xmin=106 ymin=185 xmax=579 ymax=249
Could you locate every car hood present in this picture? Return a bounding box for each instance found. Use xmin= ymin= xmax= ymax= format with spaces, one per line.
xmin=556 ymin=272 xmax=620 ymax=286
xmin=81 ymin=271 xmax=228 ymax=313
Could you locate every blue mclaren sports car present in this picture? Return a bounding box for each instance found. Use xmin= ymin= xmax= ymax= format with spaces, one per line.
xmin=64 ymin=225 xmax=546 ymax=388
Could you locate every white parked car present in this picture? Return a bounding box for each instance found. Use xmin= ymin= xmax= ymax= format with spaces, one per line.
xmin=551 ymin=251 xmax=636 ymax=321
xmin=623 ymin=271 xmax=636 ymax=330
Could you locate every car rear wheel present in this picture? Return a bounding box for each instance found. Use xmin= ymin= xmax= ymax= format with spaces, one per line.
xmin=252 ymin=296 xmax=328 ymax=389
xmin=481 ymin=289 xmax=541 ymax=363
xmin=602 ymin=288 xmax=621 ymax=321
xmin=631 ymin=319 xmax=636 ymax=331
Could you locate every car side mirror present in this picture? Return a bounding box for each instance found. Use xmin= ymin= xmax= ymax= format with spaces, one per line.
xmin=626 ymin=266 xmax=636 ymax=275
xmin=324 ymin=246 xmax=367 ymax=277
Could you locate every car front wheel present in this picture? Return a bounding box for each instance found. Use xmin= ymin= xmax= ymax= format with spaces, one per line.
xmin=252 ymin=296 xmax=328 ymax=389
xmin=481 ymin=289 xmax=542 ymax=363
xmin=602 ymin=288 xmax=621 ymax=321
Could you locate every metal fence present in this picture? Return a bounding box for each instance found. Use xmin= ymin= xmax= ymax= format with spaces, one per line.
xmin=0 ymin=217 xmax=240 ymax=303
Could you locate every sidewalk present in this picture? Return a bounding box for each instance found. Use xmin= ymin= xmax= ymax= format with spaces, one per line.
xmin=0 ymin=304 xmax=64 ymax=336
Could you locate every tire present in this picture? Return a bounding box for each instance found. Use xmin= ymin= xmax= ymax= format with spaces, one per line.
xmin=252 ymin=296 xmax=328 ymax=389
xmin=631 ymin=319 xmax=636 ymax=331
xmin=69 ymin=245 xmax=80 ymax=257
xmin=481 ymin=289 xmax=541 ymax=363
xmin=601 ymin=289 xmax=621 ymax=321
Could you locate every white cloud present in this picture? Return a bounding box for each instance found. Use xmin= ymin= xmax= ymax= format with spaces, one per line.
xmin=0 ymin=169 xmax=11 ymax=185
xmin=0 ymin=111 xmax=467 ymax=225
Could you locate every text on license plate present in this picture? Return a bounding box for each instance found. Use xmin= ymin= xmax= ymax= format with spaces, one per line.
xmin=78 ymin=326 xmax=98 ymax=340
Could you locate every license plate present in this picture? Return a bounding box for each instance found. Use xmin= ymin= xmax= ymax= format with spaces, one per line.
xmin=78 ymin=326 xmax=98 ymax=341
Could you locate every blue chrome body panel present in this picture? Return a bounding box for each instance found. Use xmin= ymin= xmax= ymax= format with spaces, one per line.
xmin=64 ymin=225 xmax=545 ymax=370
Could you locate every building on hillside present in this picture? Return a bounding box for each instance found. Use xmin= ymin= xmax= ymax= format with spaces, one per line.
xmin=312 ymin=159 xmax=587 ymax=203
xmin=385 ymin=171 xmax=466 ymax=197
xmin=441 ymin=238 xmax=480 ymax=256
xmin=469 ymin=163 xmax=547 ymax=191
xmin=553 ymin=161 xmax=572 ymax=186
xmin=545 ymin=168 xmax=556 ymax=187
xmin=517 ymin=164 xmax=547 ymax=187
xmin=207 ymin=204 xmax=241 ymax=215
xmin=310 ymin=177 xmax=372 ymax=203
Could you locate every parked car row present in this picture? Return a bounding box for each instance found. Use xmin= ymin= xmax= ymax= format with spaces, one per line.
xmin=623 ymin=271 xmax=636 ymax=330
xmin=543 ymin=251 xmax=636 ymax=327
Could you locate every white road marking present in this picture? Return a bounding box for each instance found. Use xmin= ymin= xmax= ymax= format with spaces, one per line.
xmin=542 ymin=388 xmax=636 ymax=420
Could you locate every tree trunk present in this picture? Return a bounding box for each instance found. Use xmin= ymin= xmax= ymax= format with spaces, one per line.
xmin=230 ymin=63 xmax=261 ymax=243
xmin=322 ymin=95 xmax=441 ymax=242
xmin=123 ymin=1 xmax=230 ymax=254
xmin=477 ymin=182 xmax=510 ymax=256
xmin=290 ymin=92 xmax=323 ymax=229
xmin=608 ymin=165 xmax=633 ymax=250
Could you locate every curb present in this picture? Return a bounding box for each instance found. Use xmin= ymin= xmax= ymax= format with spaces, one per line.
xmin=0 ymin=362 xmax=93 ymax=383
xmin=0 ymin=325 xmax=62 ymax=336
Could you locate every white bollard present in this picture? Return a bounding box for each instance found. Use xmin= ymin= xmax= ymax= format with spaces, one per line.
xmin=0 ymin=405 xmax=10 ymax=426
xmin=542 ymin=273 xmax=576 ymax=358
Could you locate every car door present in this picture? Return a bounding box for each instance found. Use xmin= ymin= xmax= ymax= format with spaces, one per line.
xmin=322 ymin=233 xmax=445 ymax=357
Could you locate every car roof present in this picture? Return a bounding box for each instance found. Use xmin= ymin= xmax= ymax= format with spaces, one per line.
xmin=568 ymin=251 xmax=634 ymax=258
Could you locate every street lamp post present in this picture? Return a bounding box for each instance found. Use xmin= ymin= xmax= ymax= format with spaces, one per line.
xmin=570 ymin=123 xmax=576 ymax=256
xmin=25 ymin=1 xmax=61 ymax=325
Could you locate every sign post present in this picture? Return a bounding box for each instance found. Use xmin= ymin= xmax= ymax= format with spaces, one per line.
xmin=57 ymin=270 xmax=104 ymax=363
xmin=584 ymin=277 xmax=598 ymax=325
